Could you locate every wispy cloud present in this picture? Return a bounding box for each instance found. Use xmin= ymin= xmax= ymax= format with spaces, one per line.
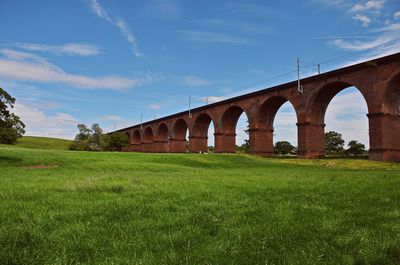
xmin=141 ymin=0 xmax=181 ymax=21
xmin=350 ymin=0 xmax=385 ymax=12
xmin=12 ymin=42 xmax=100 ymax=56
xmin=177 ymin=30 xmax=253 ymax=45
xmin=181 ymin=75 xmax=211 ymax=86
xmin=149 ymin=103 xmax=161 ymax=110
xmin=88 ymin=0 xmax=143 ymax=57
xmin=395 ymin=11 xmax=400 ymax=20
xmin=101 ymin=115 xmax=123 ymax=121
xmin=0 ymin=49 xmax=156 ymax=90
xmin=200 ymin=96 xmax=226 ymax=104
xmin=352 ymin=14 xmax=372 ymax=27
xmin=192 ymin=19 xmax=272 ymax=35
xmin=332 ymin=33 xmax=394 ymax=50
xmin=114 ymin=19 xmax=143 ymax=57
xmin=89 ymin=0 xmax=112 ymax=22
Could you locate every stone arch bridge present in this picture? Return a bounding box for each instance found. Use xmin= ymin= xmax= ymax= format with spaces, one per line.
xmin=115 ymin=53 xmax=400 ymax=162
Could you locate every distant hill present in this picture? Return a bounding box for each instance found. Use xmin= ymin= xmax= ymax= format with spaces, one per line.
xmin=15 ymin=136 xmax=72 ymax=150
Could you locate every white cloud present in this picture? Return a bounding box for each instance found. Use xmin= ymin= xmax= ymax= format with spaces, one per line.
xmin=14 ymin=101 xmax=78 ymax=139
xmin=0 ymin=49 xmax=155 ymax=90
xmin=89 ymin=0 xmax=112 ymax=22
xmin=177 ymin=30 xmax=253 ymax=45
xmin=350 ymin=0 xmax=385 ymax=12
xmin=88 ymin=0 xmax=143 ymax=57
xmin=115 ymin=19 xmax=143 ymax=57
xmin=352 ymin=14 xmax=372 ymax=27
xmin=332 ymin=33 xmax=394 ymax=50
xmin=13 ymin=42 xmax=100 ymax=56
xmin=394 ymin=11 xmax=400 ymax=20
xmin=181 ymin=75 xmax=211 ymax=86
xmin=142 ymin=0 xmax=181 ymax=21
xmin=325 ymin=89 xmax=369 ymax=147
xmin=192 ymin=19 xmax=272 ymax=35
xmin=149 ymin=103 xmax=161 ymax=110
xmin=200 ymin=96 xmax=226 ymax=104
xmin=101 ymin=115 xmax=123 ymax=121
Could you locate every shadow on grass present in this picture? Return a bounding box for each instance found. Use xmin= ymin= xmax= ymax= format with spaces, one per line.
xmin=0 ymin=155 xmax=23 ymax=164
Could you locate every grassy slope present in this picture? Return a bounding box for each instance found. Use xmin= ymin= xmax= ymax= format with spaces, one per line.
xmin=15 ymin=136 xmax=71 ymax=150
xmin=0 ymin=146 xmax=399 ymax=265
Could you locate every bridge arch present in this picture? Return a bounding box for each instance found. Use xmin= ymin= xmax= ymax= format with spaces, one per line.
xmin=252 ymin=95 xmax=298 ymax=156
xmin=307 ymin=81 xmax=371 ymax=124
xmin=216 ymin=105 xmax=250 ymax=153
xmin=155 ymin=123 xmax=169 ymax=141
xmin=384 ymin=71 xmax=400 ymax=115
xmin=132 ymin=129 xmax=141 ymax=144
xmin=190 ymin=113 xmax=215 ymax=153
xmin=142 ymin=126 xmax=154 ymax=152
xmin=125 ymin=131 xmax=132 ymax=144
xmin=154 ymin=123 xmax=169 ymax=153
xmin=300 ymin=81 xmax=370 ymax=158
xmin=170 ymin=119 xmax=188 ymax=153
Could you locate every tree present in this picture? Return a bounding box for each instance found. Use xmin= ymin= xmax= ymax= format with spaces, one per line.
xmin=89 ymin=123 xmax=103 ymax=150
xmin=274 ymin=141 xmax=296 ymax=155
xmin=241 ymin=120 xmax=250 ymax=152
xmin=75 ymin=124 xmax=91 ymax=141
xmin=325 ymin=131 xmax=345 ymax=155
xmin=346 ymin=140 xmax=366 ymax=155
xmin=70 ymin=124 xmax=130 ymax=151
xmin=102 ymin=132 xmax=129 ymax=151
xmin=0 ymin=87 xmax=25 ymax=144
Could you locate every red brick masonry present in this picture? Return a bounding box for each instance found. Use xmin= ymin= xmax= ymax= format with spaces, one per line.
xmin=117 ymin=53 xmax=400 ymax=162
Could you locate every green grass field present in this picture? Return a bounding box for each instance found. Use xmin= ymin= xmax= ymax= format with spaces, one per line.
xmin=15 ymin=136 xmax=72 ymax=150
xmin=0 ymin=144 xmax=399 ymax=265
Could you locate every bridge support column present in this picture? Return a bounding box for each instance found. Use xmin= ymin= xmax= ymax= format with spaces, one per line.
xmin=153 ymin=141 xmax=169 ymax=153
xmin=141 ymin=142 xmax=153 ymax=153
xmin=297 ymin=122 xmax=325 ymax=159
xmin=169 ymin=138 xmax=187 ymax=153
xmin=189 ymin=136 xmax=208 ymax=153
xmin=368 ymin=113 xmax=400 ymax=162
xmin=214 ymin=133 xmax=236 ymax=153
xmin=248 ymin=128 xmax=274 ymax=156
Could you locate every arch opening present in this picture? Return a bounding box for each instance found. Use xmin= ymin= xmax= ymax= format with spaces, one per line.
xmin=260 ymin=96 xmax=298 ymax=156
xmin=310 ymin=82 xmax=369 ymax=157
xmin=384 ymin=73 xmax=400 ymax=116
xmin=171 ymin=119 xmax=189 ymax=153
xmin=143 ymin=127 xmax=154 ymax=143
xmin=125 ymin=132 xmax=131 ymax=144
xmin=156 ymin=123 xmax=169 ymax=142
xmin=191 ymin=113 xmax=215 ymax=153
xmin=132 ymin=130 xmax=141 ymax=144
xmin=217 ymin=106 xmax=248 ymax=153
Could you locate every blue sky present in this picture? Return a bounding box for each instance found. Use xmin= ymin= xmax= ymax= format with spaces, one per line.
xmin=0 ymin=0 xmax=399 ymax=147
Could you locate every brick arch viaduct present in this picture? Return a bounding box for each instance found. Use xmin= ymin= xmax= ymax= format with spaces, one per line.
xmin=115 ymin=53 xmax=400 ymax=162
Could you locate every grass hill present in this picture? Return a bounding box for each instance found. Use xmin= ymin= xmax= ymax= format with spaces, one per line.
xmin=15 ymin=136 xmax=72 ymax=150
xmin=0 ymin=144 xmax=399 ymax=264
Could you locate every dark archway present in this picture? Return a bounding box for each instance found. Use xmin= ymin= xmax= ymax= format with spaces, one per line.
xmin=384 ymin=72 xmax=400 ymax=116
xmin=154 ymin=123 xmax=169 ymax=152
xmin=171 ymin=119 xmax=188 ymax=153
xmin=125 ymin=132 xmax=131 ymax=144
xmin=142 ymin=127 xmax=154 ymax=152
xmin=132 ymin=129 xmax=141 ymax=144
xmin=156 ymin=123 xmax=169 ymax=142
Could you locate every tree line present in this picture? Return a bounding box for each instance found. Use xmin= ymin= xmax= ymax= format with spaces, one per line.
xmin=69 ymin=124 xmax=129 ymax=151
